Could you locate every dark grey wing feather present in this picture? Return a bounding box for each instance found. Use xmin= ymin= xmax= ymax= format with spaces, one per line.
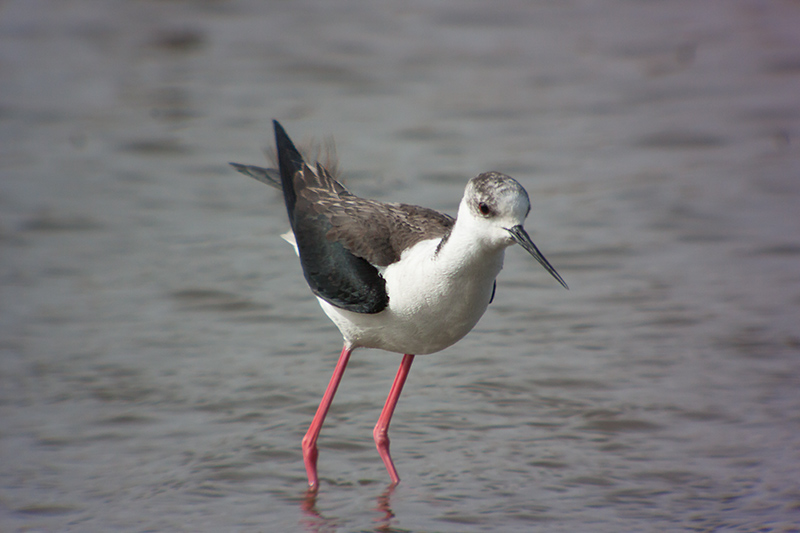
xmin=273 ymin=121 xmax=389 ymax=314
xmin=229 ymin=162 xmax=281 ymax=189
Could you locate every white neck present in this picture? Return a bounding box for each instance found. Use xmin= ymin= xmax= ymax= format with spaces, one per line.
xmin=435 ymin=202 xmax=506 ymax=280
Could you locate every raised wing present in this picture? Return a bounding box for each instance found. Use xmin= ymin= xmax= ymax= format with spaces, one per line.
xmin=232 ymin=121 xmax=454 ymax=314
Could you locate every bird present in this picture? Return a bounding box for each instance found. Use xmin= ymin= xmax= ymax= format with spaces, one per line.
xmin=230 ymin=120 xmax=568 ymax=490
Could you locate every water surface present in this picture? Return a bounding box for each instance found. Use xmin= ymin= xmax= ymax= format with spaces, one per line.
xmin=1 ymin=0 xmax=799 ymax=531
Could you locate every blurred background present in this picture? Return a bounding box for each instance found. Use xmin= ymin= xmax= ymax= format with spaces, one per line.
xmin=1 ymin=0 xmax=799 ymax=531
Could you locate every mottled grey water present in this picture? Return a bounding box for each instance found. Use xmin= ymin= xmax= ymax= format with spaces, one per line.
xmin=2 ymin=0 xmax=800 ymax=531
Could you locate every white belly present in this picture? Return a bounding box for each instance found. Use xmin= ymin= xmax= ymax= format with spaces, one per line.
xmin=318 ymin=238 xmax=505 ymax=355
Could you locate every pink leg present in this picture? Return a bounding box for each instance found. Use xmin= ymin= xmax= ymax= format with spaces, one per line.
xmin=302 ymin=344 xmax=352 ymax=489
xmin=373 ymin=353 xmax=415 ymax=485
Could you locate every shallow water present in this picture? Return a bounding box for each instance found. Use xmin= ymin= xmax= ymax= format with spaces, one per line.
xmin=1 ymin=0 xmax=800 ymax=531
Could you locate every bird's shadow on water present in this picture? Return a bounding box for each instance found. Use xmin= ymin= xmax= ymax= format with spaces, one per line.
xmin=300 ymin=484 xmax=409 ymax=532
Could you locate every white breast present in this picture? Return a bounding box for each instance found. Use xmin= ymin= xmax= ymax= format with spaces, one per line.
xmin=318 ymin=237 xmax=505 ymax=355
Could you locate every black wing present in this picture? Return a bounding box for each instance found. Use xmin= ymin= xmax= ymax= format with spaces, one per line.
xmin=281 ymin=121 xmax=391 ymax=313
xmin=232 ymin=121 xmax=454 ymax=314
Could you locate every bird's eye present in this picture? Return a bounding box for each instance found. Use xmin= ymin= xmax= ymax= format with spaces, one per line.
xmin=478 ymin=202 xmax=491 ymax=216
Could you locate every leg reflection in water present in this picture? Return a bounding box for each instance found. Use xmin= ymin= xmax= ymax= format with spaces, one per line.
xmin=299 ymin=484 xmax=399 ymax=532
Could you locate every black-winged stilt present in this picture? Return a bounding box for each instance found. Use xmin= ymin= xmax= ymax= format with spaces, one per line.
xmin=231 ymin=121 xmax=567 ymax=489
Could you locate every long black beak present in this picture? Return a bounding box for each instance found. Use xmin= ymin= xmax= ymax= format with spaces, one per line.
xmin=506 ymin=225 xmax=569 ymax=289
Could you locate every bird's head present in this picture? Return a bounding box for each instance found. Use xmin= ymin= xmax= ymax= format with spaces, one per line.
xmin=459 ymin=172 xmax=568 ymax=289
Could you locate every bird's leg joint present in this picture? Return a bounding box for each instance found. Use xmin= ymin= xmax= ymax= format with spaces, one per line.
xmin=373 ymin=423 xmax=390 ymax=451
